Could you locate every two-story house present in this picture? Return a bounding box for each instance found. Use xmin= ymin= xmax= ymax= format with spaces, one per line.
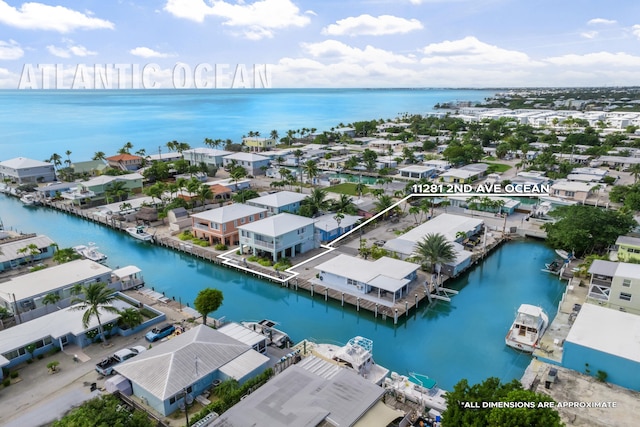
xmin=615 ymin=236 xmax=640 ymax=263
xmin=0 ymin=157 xmax=56 ymax=184
xmin=587 ymin=260 xmax=640 ymax=315
xmin=238 ymin=213 xmax=317 ymax=262
xmin=550 ymin=179 xmax=596 ymax=203
xmin=223 ymin=153 xmax=270 ymax=176
xmin=183 ymin=148 xmax=232 ymax=168
xmin=105 ymin=154 xmax=143 ymax=171
xmin=246 ymin=191 xmax=306 ymax=216
xmin=243 ymin=137 xmax=276 ymax=152
xmin=191 ymin=203 xmax=267 ymax=246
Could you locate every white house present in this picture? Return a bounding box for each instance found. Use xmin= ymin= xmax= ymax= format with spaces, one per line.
xmin=0 ymin=259 xmax=114 ymax=323
xmin=223 ymin=152 xmax=270 ymax=176
xmin=0 ymin=157 xmax=56 ymax=184
xmin=115 ymin=325 xmax=269 ymax=416
xmin=315 ymin=254 xmax=419 ymax=305
xmin=383 ymin=213 xmax=483 ymax=277
xmin=183 ymin=148 xmax=232 ymax=167
xmin=0 ymin=233 xmax=57 ymax=272
xmin=313 ymin=213 xmax=361 ymax=242
xmin=398 ymin=165 xmax=437 ymax=180
xmin=238 ymin=213 xmax=317 ymax=262
xmin=246 ymin=190 xmax=306 ymax=215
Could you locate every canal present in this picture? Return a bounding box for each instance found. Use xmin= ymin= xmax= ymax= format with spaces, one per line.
xmin=0 ymin=194 xmax=565 ymax=390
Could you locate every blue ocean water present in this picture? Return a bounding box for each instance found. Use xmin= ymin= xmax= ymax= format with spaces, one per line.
xmin=0 ymin=195 xmax=564 ymax=390
xmin=0 ymin=88 xmax=494 ymax=162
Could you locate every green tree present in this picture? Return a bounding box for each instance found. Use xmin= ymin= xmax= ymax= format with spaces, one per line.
xmin=52 ymin=394 xmax=154 ymax=427
xmin=104 ymin=180 xmax=129 ymax=203
xmin=302 ymin=159 xmax=319 ymax=186
xmin=69 ymin=282 xmax=119 ymax=344
xmin=542 ymin=205 xmax=636 ymax=256
xmin=118 ymin=308 xmax=143 ymax=330
xmin=331 ymin=193 xmax=357 ymax=215
xmin=373 ymin=194 xmax=395 ymax=218
xmin=92 ymin=151 xmax=106 ymax=161
xmin=197 ymin=183 xmax=213 ymax=208
xmin=300 ymin=188 xmax=330 ymax=217
xmin=42 ymin=292 xmax=61 ymax=307
xmin=194 ymin=288 xmax=224 ymax=326
xmin=442 ymin=377 xmax=563 ymax=427
xmin=412 ymin=233 xmax=456 ymax=274
xmin=52 ymin=247 xmax=82 ymax=264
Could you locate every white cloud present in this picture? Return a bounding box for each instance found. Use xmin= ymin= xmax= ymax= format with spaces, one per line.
xmin=0 ymin=39 xmax=24 ymax=60
xmin=302 ymin=39 xmax=416 ymax=64
xmin=420 ymin=36 xmax=538 ymax=66
xmin=544 ymin=51 xmax=640 ymax=68
xmin=47 ymin=41 xmax=97 ymax=58
xmin=587 ymin=18 xmax=617 ymax=25
xmin=130 ymin=47 xmax=173 ymax=58
xmin=164 ymin=0 xmax=310 ymax=39
xmin=0 ymin=1 xmax=114 ymax=33
xmin=580 ymin=31 xmax=598 ymax=39
xmin=632 ymin=24 xmax=640 ymax=39
xmin=322 ymin=14 xmax=423 ymax=36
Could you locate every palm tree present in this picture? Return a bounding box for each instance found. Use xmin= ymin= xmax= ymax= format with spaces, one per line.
xmin=92 ymin=151 xmax=106 ymax=161
xmin=18 ymin=243 xmax=40 ymax=266
xmin=270 ymin=130 xmax=279 ymax=141
xmin=630 ymin=164 xmax=640 ymax=184
xmin=49 ymin=153 xmax=63 ymax=171
xmin=197 ymin=183 xmax=213 ymax=208
xmin=331 ymin=193 xmax=356 ymax=214
xmin=354 ymin=182 xmax=367 ymax=199
xmin=42 ymin=292 xmax=61 ymax=307
xmin=69 ymin=282 xmax=119 ymax=344
xmin=409 ymin=205 xmax=420 ymax=223
xmin=105 ymin=181 xmax=129 ymax=203
xmin=229 ymin=166 xmax=247 ymax=190
xmin=374 ymin=194 xmax=395 ymax=218
xmin=302 ymin=188 xmax=330 ymax=217
xmin=413 ymin=233 xmax=456 ymax=280
xmin=122 ymin=141 xmax=134 ymax=154
xmin=118 ymin=308 xmax=143 ymax=330
xmin=64 ymin=150 xmax=72 ymax=168
xmin=302 ymin=160 xmax=319 ymax=186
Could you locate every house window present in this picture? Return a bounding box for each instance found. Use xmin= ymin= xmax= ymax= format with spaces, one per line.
xmin=249 ymin=216 xmax=254 ymax=222
xmin=565 ymin=191 xmax=575 ymax=197
xmin=297 ymin=227 xmax=306 ymax=234
xmin=233 ymin=220 xmax=237 ymax=227
xmin=222 ymin=224 xmax=227 ymax=232
xmin=259 ymin=212 xmax=264 ymax=219
xmin=241 ymin=217 xmax=246 ymax=224
xmin=212 ymin=223 xmax=219 ymax=230
xmin=620 ymin=292 xmax=632 ymax=301
xmin=623 ymin=279 xmax=631 ymax=287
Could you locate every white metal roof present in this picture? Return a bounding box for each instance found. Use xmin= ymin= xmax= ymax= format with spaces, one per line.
xmin=441 ymin=168 xmax=479 ymax=179
xmin=0 ymin=157 xmax=52 ymax=169
xmin=218 ymin=347 xmax=269 ymax=379
xmin=565 ymin=303 xmax=640 ymax=363
xmin=247 ymin=191 xmax=306 ymax=208
xmin=223 ymin=152 xmax=269 ymax=162
xmin=0 ymin=259 xmax=112 ymax=302
xmin=312 ymin=213 xmax=361 ymax=232
xmin=395 ymin=213 xmax=483 ymax=246
xmin=238 ymin=213 xmax=314 ymax=237
xmin=190 ymin=203 xmax=267 ymax=224
xmin=112 ymin=265 xmax=141 ymax=278
xmin=115 ymin=325 xmax=251 ymax=400
xmin=0 ymin=235 xmax=56 ymax=263
xmin=217 ymin=322 xmax=267 ymax=348
xmin=551 ymin=179 xmax=596 ymax=192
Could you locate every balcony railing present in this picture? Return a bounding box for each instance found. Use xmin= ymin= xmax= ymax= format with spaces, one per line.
xmin=252 ymin=239 xmax=275 ymax=249
xmin=588 ymin=284 xmax=610 ymax=301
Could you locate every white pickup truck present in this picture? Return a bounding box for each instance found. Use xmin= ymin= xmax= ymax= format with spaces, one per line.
xmin=95 ymin=345 xmax=146 ymax=376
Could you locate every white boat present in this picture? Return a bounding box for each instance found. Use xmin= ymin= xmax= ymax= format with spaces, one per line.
xmin=241 ymin=319 xmax=292 ymax=349
xmin=125 ymin=225 xmax=154 ymax=242
xmin=20 ymin=194 xmax=38 ymax=206
xmin=73 ymin=243 xmax=108 ymax=263
xmin=505 ymin=304 xmax=549 ymax=353
xmin=384 ymin=371 xmax=448 ymax=413
xmin=311 ymin=336 xmax=389 ymax=386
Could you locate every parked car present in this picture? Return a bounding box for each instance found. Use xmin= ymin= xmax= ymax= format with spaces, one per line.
xmin=95 ymin=345 xmax=146 ymax=375
xmin=145 ymin=323 xmax=176 ymax=342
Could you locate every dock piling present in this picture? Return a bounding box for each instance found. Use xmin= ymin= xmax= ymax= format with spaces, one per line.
xmin=394 ymin=309 xmax=398 ymax=325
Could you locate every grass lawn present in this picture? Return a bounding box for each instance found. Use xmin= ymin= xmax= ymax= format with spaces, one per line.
xmin=484 ymin=162 xmax=512 ymax=173
xmin=326 ymin=183 xmax=370 ymax=196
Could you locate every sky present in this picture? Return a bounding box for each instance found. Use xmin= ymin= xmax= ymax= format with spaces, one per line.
xmin=0 ymin=0 xmax=639 ymax=89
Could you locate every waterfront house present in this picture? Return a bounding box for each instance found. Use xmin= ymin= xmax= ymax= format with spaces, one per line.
xmin=223 ymin=152 xmax=270 ymax=176
xmin=242 ymin=136 xmax=276 ymax=152
xmin=550 ymin=180 xmax=596 ymax=203
xmin=562 ymin=303 xmax=640 ymax=391
xmin=0 ymin=295 xmax=164 ymax=379
xmin=115 ymin=325 xmax=269 ymax=416
xmin=191 ymin=203 xmax=267 ymax=246
xmin=106 ymin=154 xmax=143 ymax=171
xmin=398 ymin=165 xmax=437 ymax=180
xmin=146 ymin=152 xmax=182 ymax=163
xmin=34 ymin=181 xmax=75 ymax=199
xmin=211 ymin=360 xmax=395 ymax=427
xmin=0 ymin=233 xmax=56 ymax=272
xmin=238 ymin=213 xmax=317 ymax=262
xmin=0 ymin=157 xmax=56 ymax=184
xmin=245 ymin=190 xmax=306 ymax=215
xmin=383 ymin=213 xmax=482 ymax=277
xmin=615 ymin=236 xmax=640 ymax=263
xmin=183 ymin=148 xmax=231 ymax=168
xmin=315 ymin=254 xmax=419 ymax=305
xmin=217 ymin=322 xmax=268 ymax=354
xmin=313 ymin=213 xmax=361 ymax=242
xmin=0 ymin=259 xmax=113 ymax=323
xmin=423 ymin=159 xmax=451 ymax=172
xmin=69 ymin=173 xmax=144 ymax=199
xmin=587 ymin=260 xmax=640 ymax=315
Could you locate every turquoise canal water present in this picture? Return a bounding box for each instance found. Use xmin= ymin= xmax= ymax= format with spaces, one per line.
xmin=327 ymin=173 xmax=380 ymax=185
xmin=0 ymin=194 xmax=564 ymax=390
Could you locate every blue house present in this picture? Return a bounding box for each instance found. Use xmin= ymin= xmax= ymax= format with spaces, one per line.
xmin=562 ymin=303 xmax=640 ymax=391
xmin=313 ymin=213 xmax=361 ymax=242
xmin=114 ymin=325 xmax=269 ymax=416
xmin=246 ymin=190 xmax=306 ymax=216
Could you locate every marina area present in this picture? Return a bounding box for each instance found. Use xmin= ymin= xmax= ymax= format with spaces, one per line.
xmin=0 ymin=193 xmax=566 ymax=391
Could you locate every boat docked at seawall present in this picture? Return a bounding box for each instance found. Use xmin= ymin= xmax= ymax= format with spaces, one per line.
xmin=505 ymin=304 xmax=549 ymax=353
xmin=73 ymin=243 xmax=108 ymax=263
xmin=307 ymin=336 xmax=389 ymax=386
xmin=20 ymin=194 xmax=38 ymax=206
xmin=125 ymin=225 xmax=154 ymax=242
xmin=241 ymin=319 xmax=292 ymax=349
xmin=384 ymin=371 xmax=448 ymax=414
